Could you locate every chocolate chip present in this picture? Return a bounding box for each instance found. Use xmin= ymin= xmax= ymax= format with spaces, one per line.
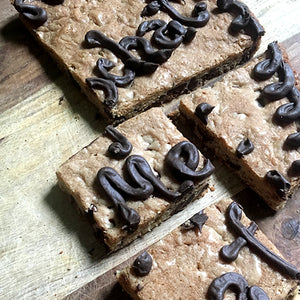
xmin=236 ymin=138 xmax=254 ymax=158
xmin=265 ymin=170 xmax=291 ymax=196
xmin=195 ymin=103 xmax=214 ymax=125
xmin=190 ymin=210 xmax=208 ymax=232
xmin=133 ymin=251 xmax=152 ymax=276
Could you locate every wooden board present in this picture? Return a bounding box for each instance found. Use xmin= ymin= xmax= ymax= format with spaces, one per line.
xmin=0 ymin=1 xmax=299 ymax=299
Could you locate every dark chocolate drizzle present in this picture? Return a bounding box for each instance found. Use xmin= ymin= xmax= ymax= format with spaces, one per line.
xmin=226 ymin=202 xmax=300 ymax=279
xmin=98 ymin=155 xmax=181 ymax=230
xmin=247 ymin=286 xmax=270 ymax=300
xmin=133 ymin=251 xmax=153 ymax=276
xmin=190 ymin=210 xmax=208 ymax=232
xmin=85 ymin=30 xmax=159 ymax=75
xmin=262 ymin=61 xmax=295 ymax=101
xmin=236 ymin=138 xmax=254 ymax=158
xmin=265 ymin=170 xmax=291 ymax=197
xmin=105 ymin=125 xmax=132 ymax=159
xmin=216 ymin=0 xmax=265 ymax=39
xmin=253 ymin=42 xmax=282 ymax=81
xmin=137 ymin=19 xmax=196 ymax=49
xmin=285 ymin=132 xmax=300 ymax=149
xmin=166 ymin=141 xmax=215 ymax=180
xmin=220 ymin=221 xmax=257 ymax=262
xmin=119 ymin=36 xmax=173 ymax=63
xmin=253 ymin=41 xmax=300 ymax=125
xmin=85 ymin=77 xmax=118 ymax=108
xmin=195 ymin=103 xmax=215 ymax=125
xmin=14 ymin=0 xmax=47 ymax=27
xmin=96 ymin=58 xmax=135 ymax=87
xmin=275 ymin=87 xmax=300 ymax=124
xmin=208 ymin=272 xmax=269 ymax=300
xmin=141 ymin=0 xmax=210 ymax=28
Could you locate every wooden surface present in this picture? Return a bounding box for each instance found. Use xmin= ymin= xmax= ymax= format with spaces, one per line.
xmin=0 ymin=0 xmax=299 ymax=299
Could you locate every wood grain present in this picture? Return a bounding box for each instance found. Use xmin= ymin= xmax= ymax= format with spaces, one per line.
xmin=0 ymin=0 xmax=299 ymax=299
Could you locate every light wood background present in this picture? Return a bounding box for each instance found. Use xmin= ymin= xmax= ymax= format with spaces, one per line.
xmin=0 ymin=0 xmax=299 ymax=299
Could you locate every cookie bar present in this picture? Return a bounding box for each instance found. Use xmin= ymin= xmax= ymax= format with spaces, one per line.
xmin=117 ymin=198 xmax=300 ymax=299
xmin=56 ymin=108 xmax=214 ymax=250
xmin=179 ymin=41 xmax=300 ymax=210
xmin=12 ymin=0 xmax=263 ymax=121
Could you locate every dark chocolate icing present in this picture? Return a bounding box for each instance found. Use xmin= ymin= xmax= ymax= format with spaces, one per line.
xmin=285 ymin=132 xmax=300 ymax=149
xmin=85 ymin=30 xmax=159 ymax=75
xmin=14 ymin=0 xmax=47 ymax=27
xmin=275 ymin=87 xmax=300 ymax=124
xmin=166 ymin=141 xmax=215 ymax=180
xmin=105 ymin=125 xmax=133 ymax=159
xmin=85 ymin=77 xmax=118 ymax=108
xmin=133 ymin=251 xmax=153 ymax=276
xmin=119 ymin=36 xmax=173 ymax=63
xmin=248 ymin=286 xmax=270 ymax=300
xmin=137 ymin=19 xmax=196 ymax=49
xmin=265 ymin=170 xmax=291 ymax=197
xmin=208 ymin=272 xmax=269 ymax=300
xmin=98 ymin=155 xmax=181 ymax=230
xmin=253 ymin=41 xmax=282 ymax=81
xmin=96 ymin=58 xmax=135 ymax=87
xmin=226 ymin=202 xmax=300 ymax=279
xmin=236 ymin=138 xmax=254 ymax=158
xmin=216 ymin=0 xmax=265 ymax=39
xmin=220 ymin=222 xmax=257 ymax=262
xmin=195 ymin=103 xmax=215 ymax=125
xmin=253 ymin=42 xmax=300 ymax=125
xmin=141 ymin=0 xmax=210 ymax=28
xmin=262 ymin=61 xmax=295 ymax=100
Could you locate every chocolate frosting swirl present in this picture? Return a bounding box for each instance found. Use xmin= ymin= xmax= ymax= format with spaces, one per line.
xmin=133 ymin=251 xmax=153 ymax=276
xmin=217 ymin=0 xmax=264 ymax=39
xmin=85 ymin=30 xmax=159 ymax=75
xmin=166 ymin=141 xmax=215 ymax=180
xmin=105 ymin=125 xmax=133 ymax=159
xmin=253 ymin=41 xmax=300 ymax=125
xmin=98 ymin=155 xmax=182 ymax=230
xmin=141 ymin=0 xmax=210 ymax=28
xmin=137 ymin=20 xmax=196 ymax=49
xmin=85 ymin=77 xmax=118 ymax=108
xmin=14 ymin=0 xmax=47 ymax=27
xmin=96 ymin=58 xmax=135 ymax=87
xmin=253 ymin=41 xmax=282 ymax=81
xmin=226 ymin=202 xmax=300 ymax=279
xmin=236 ymin=138 xmax=254 ymax=158
xmin=220 ymin=222 xmax=257 ymax=262
xmin=208 ymin=272 xmax=269 ymax=300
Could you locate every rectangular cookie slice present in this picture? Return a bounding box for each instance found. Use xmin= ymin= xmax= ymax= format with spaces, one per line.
xmin=12 ymin=0 xmax=263 ymax=121
xmin=56 ymin=107 xmax=214 ymax=251
xmin=117 ymin=198 xmax=300 ymax=299
xmin=179 ymin=41 xmax=300 ymax=210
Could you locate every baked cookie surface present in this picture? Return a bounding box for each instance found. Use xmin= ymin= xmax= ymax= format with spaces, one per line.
xmin=180 ymin=42 xmax=300 ymax=210
xmin=117 ymin=198 xmax=299 ymax=299
xmin=12 ymin=0 xmax=263 ymax=120
xmin=57 ymin=107 xmax=214 ymax=250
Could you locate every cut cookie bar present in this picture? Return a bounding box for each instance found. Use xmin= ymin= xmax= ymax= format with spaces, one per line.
xmin=117 ymin=198 xmax=300 ymax=299
xmin=12 ymin=0 xmax=263 ymax=120
xmin=180 ymin=41 xmax=300 ymax=210
xmin=56 ymin=108 xmax=214 ymax=251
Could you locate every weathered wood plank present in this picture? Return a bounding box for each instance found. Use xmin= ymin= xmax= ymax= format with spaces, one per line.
xmin=0 ymin=0 xmax=299 ymax=299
